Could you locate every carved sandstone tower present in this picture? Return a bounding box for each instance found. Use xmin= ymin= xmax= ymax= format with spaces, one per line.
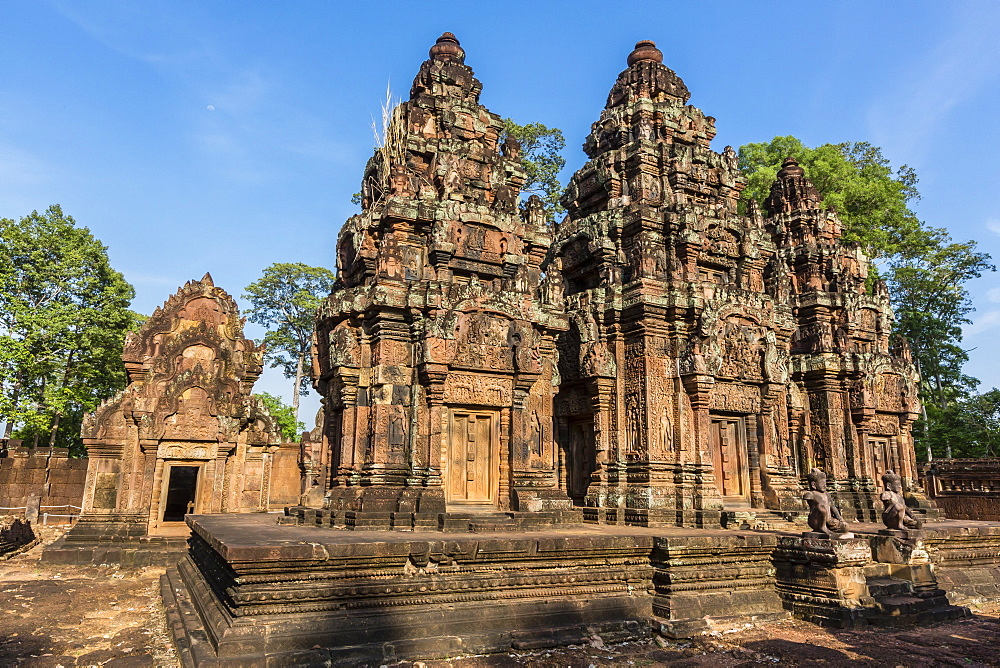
xmin=69 ymin=274 xmax=295 ymax=541
xmin=765 ymin=158 xmax=925 ymax=519
xmin=313 ymin=34 xmax=569 ymax=523
xmin=552 ymin=42 xmax=804 ymax=526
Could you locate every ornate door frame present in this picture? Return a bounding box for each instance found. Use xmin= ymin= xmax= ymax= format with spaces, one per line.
xmin=444 ymin=407 xmax=500 ymax=509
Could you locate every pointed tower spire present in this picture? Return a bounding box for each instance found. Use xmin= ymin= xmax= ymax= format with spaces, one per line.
xmin=429 ymin=32 xmax=464 ymax=63
xmin=764 ymin=157 xmax=823 ymax=215
xmin=201 ymin=272 xmax=215 ymax=286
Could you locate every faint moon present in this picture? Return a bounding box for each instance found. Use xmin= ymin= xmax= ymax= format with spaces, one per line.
xmin=206 ymin=105 xmax=215 ymax=111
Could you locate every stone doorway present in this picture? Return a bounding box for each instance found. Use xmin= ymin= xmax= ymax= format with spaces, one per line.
xmin=446 ymin=409 xmax=498 ymax=508
xmin=565 ymin=419 xmax=596 ymax=506
xmin=710 ymin=416 xmax=750 ymax=502
xmin=869 ymin=436 xmax=892 ymax=477
xmin=161 ymin=464 xmax=200 ymax=523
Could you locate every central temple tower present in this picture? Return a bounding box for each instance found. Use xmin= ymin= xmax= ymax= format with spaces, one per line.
xmin=551 ymin=41 xmax=923 ymax=527
xmin=553 ymin=41 xmax=800 ymax=526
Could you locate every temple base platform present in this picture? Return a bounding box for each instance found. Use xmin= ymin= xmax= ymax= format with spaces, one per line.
xmin=162 ymin=513 xmax=1000 ymax=666
xmin=42 ymin=515 xmax=190 ymax=566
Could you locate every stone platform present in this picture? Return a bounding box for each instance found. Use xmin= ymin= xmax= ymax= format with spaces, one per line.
xmin=162 ymin=514 xmax=1000 ymax=666
xmin=41 ymin=515 xmax=190 ymax=566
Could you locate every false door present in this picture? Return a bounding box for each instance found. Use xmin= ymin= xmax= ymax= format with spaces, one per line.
xmin=869 ymin=437 xmax=891 ymax=477
xmin=565 ymin=419 xmax=596 ymax=505
xmin=710 ymin=416 xmax=749 ymax=501
xmin=446 ymin=409 xmax=498 ymax=506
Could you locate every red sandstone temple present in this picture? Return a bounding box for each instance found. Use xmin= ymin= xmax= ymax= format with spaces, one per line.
xmin=155 ymin=35 xmax=999 ymax=665
xmin=307 ymin=35 xmax=927 ymax=528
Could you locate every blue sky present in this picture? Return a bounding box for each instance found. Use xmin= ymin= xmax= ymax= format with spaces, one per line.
xmin=3 ymin=1 xmax=999 ymax=418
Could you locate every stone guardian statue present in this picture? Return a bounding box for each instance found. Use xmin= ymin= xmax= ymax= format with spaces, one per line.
xmin=880 ymin=469 xmax=923 ymax=531
xmin=803 ymin=468 xmax=851 ymax=538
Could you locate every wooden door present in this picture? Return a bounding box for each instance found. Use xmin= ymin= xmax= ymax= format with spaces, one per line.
xmin=869 ymin=437 xmax=890 ymax=477
xmin=447 ymin=410 xmax=497 ymax=505
xmin=710 ymin=416 xmax=748 ymax=500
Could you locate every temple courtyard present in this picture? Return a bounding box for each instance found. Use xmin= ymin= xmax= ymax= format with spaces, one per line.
xmin=1 ymin=525 xmax=998 ymax=667
xmin=3 ymin=27 xmax=1000 ymax=668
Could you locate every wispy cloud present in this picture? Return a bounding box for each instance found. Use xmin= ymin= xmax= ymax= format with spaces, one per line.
xmin=965 ymin=309 xmax=1000 ymax=338
xmin=867 ymin=6 xmax=1000 ymax=163
xmin=987 ymin=217 xmax=1000 ymax=236
xmin=52 ymin=3 xmax=351 ymax=182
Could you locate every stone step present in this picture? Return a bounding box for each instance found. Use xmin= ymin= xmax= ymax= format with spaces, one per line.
xmin=468 ymin=521 xmax=518 ymax=533
xmin=285 ymin=506 xmax=583 ymax=532
xmin=875 ymin=594 xmax=927 ymax=616
xmin=721 ymin=509 xmax=805 ymax=532
xmin=866 ymin=576 xmax=913 ymax=598
xmin=868 ymin=604 xmax=970 ymax=627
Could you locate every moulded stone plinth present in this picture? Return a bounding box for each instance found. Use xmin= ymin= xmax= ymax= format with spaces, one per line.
xmin=162 ymin=513 xmax=791 ymax=665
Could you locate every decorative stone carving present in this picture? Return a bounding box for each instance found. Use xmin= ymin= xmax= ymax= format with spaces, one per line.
xmin=803 ymin=468 xmax=851 ymax=537
xmin=881 ymin=469 xmax=923 ymax=531
xmin=312 ymin=34 xmax=569 ymax=517
xmin=305 ymin=38 xmax=929 ymax=529
xmin=72 ymin=274 xmax=295 ymax=538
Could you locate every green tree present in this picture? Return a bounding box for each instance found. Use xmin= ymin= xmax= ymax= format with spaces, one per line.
xmin=919 ymin=388 xmax=1000 ymax=459
xmin=888 ymin=228 xmax=991 ymax=424
xmin=0 ymin=205 xmax=141 ymax=456
xmin=739 ymin=138 xmax=994 ymax=461
xmin=501 ymin=119 xmax=566 ymax=215
xmin=739 ymin=136 xmax=924 ymax=260
xmin=256 ymin=392 xmax=304 ymax=442
xmin=243 ymin=263 xmax=337 ymax=424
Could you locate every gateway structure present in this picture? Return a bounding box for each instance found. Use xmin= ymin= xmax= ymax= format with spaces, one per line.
xmin=45 ymin=275 xmax=299 ymax=564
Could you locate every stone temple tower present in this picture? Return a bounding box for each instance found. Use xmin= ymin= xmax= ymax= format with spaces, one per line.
xmin=764 ymin=157 xmax=925 ymax=520
xmin=551 ymin=41 xmax=926 ymax=527
xmin=313 ymin=34 xmax=569 ymax=526
xmin=552 ymin=41 xmax=807 ymax=526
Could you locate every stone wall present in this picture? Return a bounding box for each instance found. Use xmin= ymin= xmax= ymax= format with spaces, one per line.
xmin=0 ymin=448 xmax=87 ymax=516
xmin=267 ymin=442 xmax=302 ymax=508
xmin=923 ymin=459 xmax=1000 ymax=521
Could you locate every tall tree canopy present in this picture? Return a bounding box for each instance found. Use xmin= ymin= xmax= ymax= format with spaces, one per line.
xmin=501 ymin=119 xmax=566 ymax=215
xmin=243 ymin=263 xmax=337 ymax=424
xmin=739 ymin=137 xmax=995 ymax=460
xmin=256 ymin=392 xmax=305 ymax=442
xmin=739 ymin=136 xmax=924 ymax=260
xmin=0 ymin=205 xmax=141 ymax=454
xmin=923 ymin=388 xmax=1000 ymax=459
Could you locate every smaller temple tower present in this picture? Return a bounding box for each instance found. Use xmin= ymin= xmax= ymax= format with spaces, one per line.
xmin=69 ymin=274 xmax=297 ymax=541
xmin=765 ymin=158 xmax=924 ymax=519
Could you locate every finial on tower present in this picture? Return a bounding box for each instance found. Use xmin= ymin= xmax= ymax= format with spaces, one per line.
xmin=627 ymin=40 xmax=663 ymax=66
xmin=430 ymin=32 xmax=465 ymax=63
xmin=777 ymin=157 xmax=805 ymax=178
xmin=201 ymin=272 xmax=215 ymax=286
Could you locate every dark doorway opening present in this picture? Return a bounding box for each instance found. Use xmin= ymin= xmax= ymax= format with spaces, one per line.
xmin=163 ymin=465 xmax=199 ymax=522
xmin=565 ymin=419 xmax=596 ymax=506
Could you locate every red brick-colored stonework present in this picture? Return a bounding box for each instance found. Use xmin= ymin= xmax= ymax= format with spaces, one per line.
xmin=71 ymin=274 xmax=295 ymax=539
xmin=310 ymin=38 xmax=929 ymax=528
xmin=0 ymin=448 xmax=87 ymax=516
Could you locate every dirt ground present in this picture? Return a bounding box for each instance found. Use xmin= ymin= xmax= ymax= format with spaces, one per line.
xmin=1 ymin=527 xmax=998 ymax=667
xmin=0 ymin=526 xmax=176 ymax=667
